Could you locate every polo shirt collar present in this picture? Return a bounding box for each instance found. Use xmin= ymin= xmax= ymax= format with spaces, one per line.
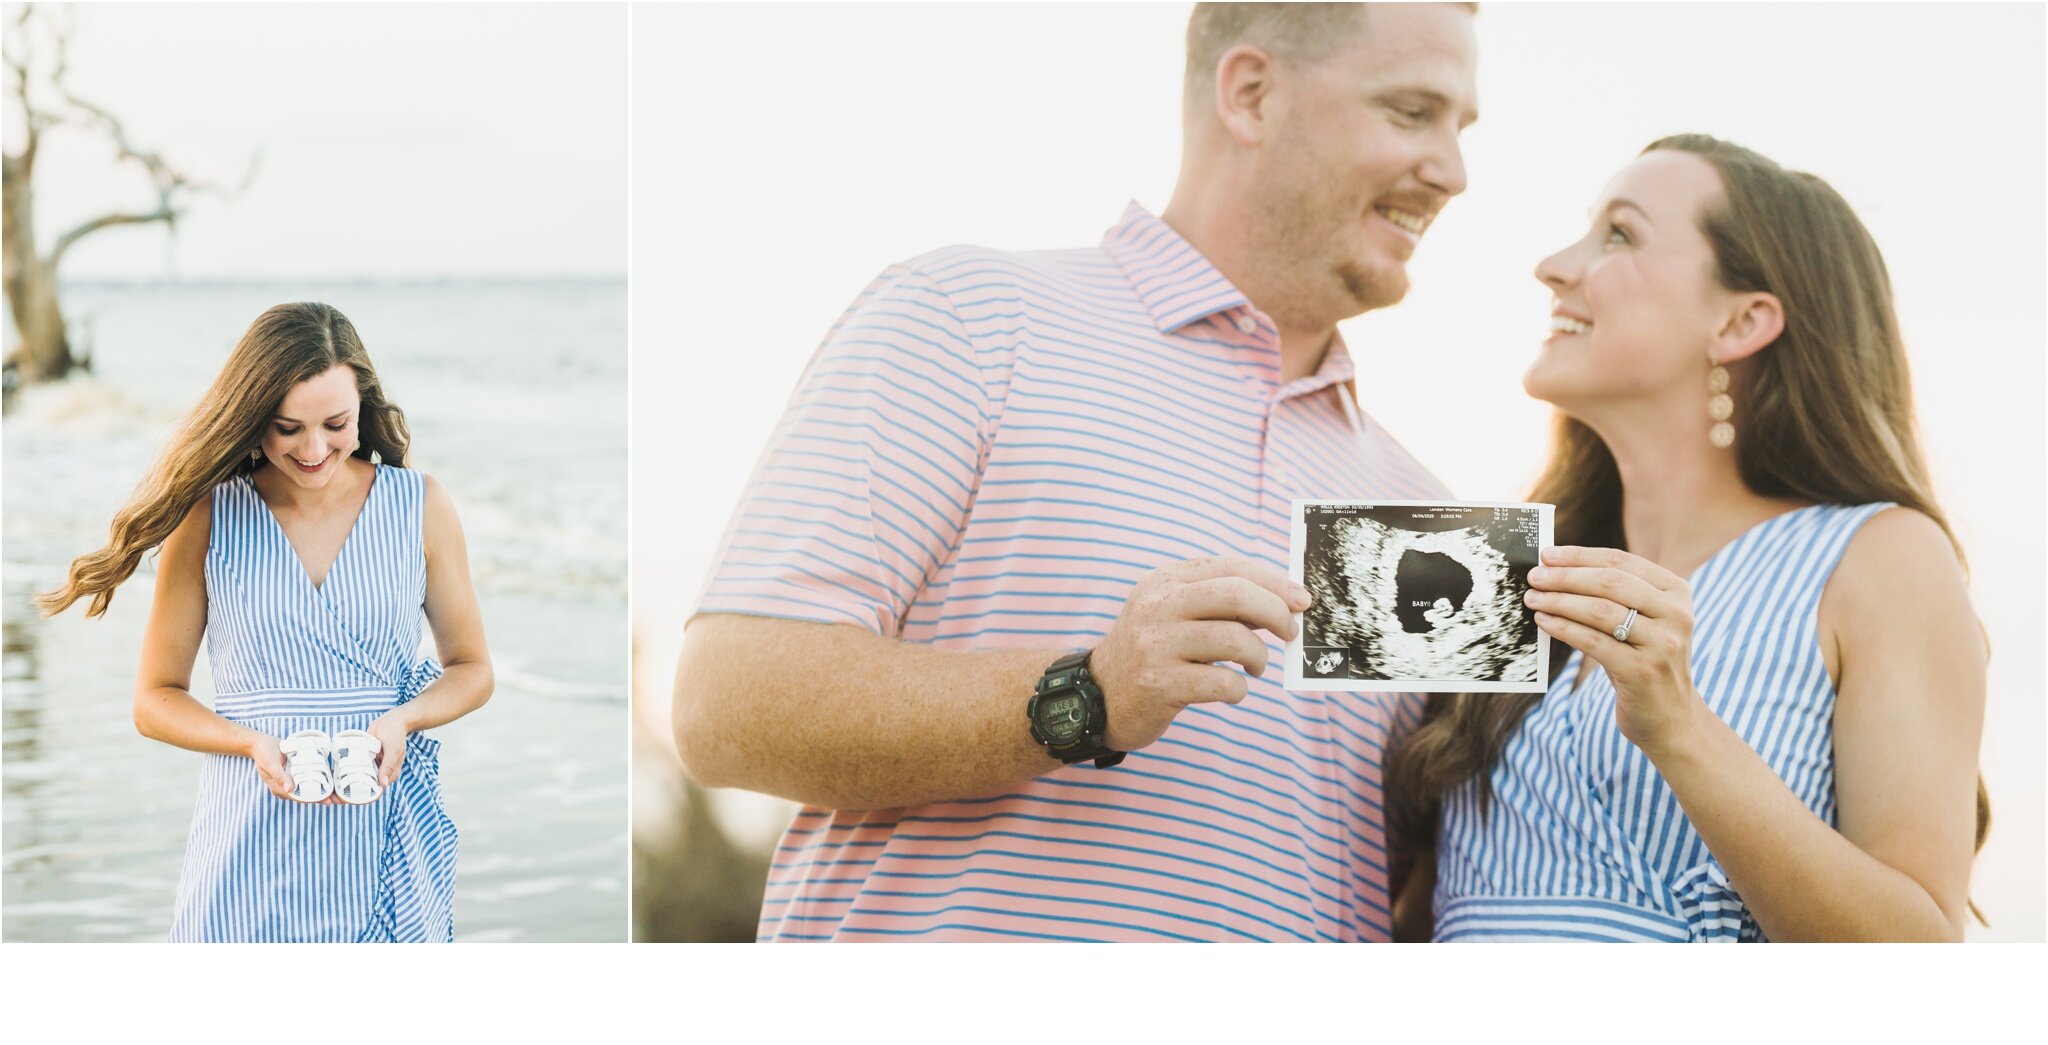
xmin=1102 ymin=201 xmax=1250 ymax=334
xmin=1306 ymin=335 xmax=1358 ymax=394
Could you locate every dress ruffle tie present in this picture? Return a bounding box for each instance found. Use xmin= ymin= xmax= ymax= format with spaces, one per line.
xmin=1672 ymin=861 xmax=1759 ymax=942
xmin=359 ymin=658 xmax=458 ymax=942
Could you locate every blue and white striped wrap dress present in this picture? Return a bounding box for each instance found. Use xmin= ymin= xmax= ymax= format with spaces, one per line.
xmin=169 ymin=463 xmax=458 ymax=942
xmin=1432 ymin=503 xmax=1894 ymax=942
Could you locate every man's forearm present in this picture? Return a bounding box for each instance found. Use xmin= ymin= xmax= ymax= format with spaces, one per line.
xmin=673 ymin=613 xmax=1069 ymax=809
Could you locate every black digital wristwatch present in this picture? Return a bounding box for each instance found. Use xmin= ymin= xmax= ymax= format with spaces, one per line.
xmin=1027 ymin=650 xmax=1124 ymax=769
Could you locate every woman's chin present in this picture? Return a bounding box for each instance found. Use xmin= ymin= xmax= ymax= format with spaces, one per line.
xmin=1521 ymin=365 xmax=1567 ymax=407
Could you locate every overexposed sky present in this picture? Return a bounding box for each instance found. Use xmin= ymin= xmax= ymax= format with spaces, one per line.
xmin=4 ymin=2 xmax=626 ymax=279
xmin=631 ymin=2 xmax=2045 ymax=940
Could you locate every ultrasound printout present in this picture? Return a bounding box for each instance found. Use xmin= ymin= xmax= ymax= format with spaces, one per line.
xmin=1287 ymin=500 xmax=1554 ymax=693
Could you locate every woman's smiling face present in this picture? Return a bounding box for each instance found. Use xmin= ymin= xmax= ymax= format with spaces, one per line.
xmin=1523 ymin=150 xmax=1734 ymax=416
xmin=261 ymin=364 xmax=361 ymax=488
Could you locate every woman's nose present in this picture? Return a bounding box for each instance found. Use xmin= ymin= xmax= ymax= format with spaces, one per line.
xmin=1534 ymin=245 xmax=1579 ymax=293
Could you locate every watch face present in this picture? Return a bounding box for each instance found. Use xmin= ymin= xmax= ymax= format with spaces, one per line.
xmin=1038 ymin=693 xmax=1087 ymax=744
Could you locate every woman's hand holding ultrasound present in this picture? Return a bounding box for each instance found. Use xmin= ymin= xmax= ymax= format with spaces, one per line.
xmin=1525 ymin=545 xmax=1704 ymax=754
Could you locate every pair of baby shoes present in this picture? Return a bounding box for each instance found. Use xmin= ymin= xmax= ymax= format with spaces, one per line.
xmin=276 ymin=728 xmax=385 ymax=804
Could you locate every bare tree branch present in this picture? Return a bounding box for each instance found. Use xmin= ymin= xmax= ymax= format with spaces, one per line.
xmin=4 ymin=2 xmax=255 ymax=392
xmin=47 ymin=206 xmax=179 ymax=264
xmin=3 ymin=3 xmax=69 ymax=170
xmin=39 ymin=27 xmax=257 ymax=270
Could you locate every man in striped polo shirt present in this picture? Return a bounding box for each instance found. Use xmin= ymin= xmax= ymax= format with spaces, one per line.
xmin=676 ymin=3 xmax=1478 ymax=941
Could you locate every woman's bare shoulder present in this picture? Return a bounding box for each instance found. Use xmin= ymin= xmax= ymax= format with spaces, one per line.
xmin=161 ymin=488 xmax=215 ymax=559
xmin=1830 ymin=506 xmax=1965 ymax=604
xmin=1821 ymin=505 xmax=1979 ymax=688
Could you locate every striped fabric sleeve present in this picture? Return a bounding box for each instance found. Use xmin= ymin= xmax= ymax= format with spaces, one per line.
xmin=695 ymin=265 xmax=992 ymax=637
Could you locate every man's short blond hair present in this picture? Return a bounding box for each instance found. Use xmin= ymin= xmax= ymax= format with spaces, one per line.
xmin=1183 ymin=4 xmax=1477 ymax=119
xmin=1182 ymin=3 xmax=1371 ymax=113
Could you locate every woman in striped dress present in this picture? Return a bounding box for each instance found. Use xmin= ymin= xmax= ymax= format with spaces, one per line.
xmin=39 ymin=302 xmax=493 ymax=942
xmin=1385 ymin=136 xmax=1988 ymax=942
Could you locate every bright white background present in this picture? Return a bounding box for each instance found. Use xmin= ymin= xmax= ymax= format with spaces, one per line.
xmin=7 ymin=2 xmax=626 ymax=279
xmin=635 ymin=2 xmax=2043 ymax=941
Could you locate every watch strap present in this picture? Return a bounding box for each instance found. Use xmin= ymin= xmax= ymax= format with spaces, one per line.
xmin=1041 ymin=650 xmax=1092 ymax=687
xmin=1034 ymin=649 xmax=1123 ymax=769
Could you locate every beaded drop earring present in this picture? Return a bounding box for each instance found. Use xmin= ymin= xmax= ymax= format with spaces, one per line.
xmin=1707 ymin=356 xmax=1734 ymax=448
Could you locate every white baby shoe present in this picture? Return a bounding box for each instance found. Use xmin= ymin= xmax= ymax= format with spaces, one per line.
xmin=331 ymin=729 xmax=384 ymax=804
xmin=278 ymin=729 xmax=334 ymax=803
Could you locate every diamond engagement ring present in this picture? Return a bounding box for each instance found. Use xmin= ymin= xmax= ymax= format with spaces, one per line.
xmin=1613 ymin=607 xmax=1640 ymax=644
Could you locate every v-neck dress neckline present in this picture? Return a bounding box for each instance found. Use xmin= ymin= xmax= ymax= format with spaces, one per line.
xmin=250 ymin=461 xmax=382 ymax=595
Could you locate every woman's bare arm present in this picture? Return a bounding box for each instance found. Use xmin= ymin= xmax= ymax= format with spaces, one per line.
xmin=133 ymin=496 xmax=294 ymax=797
xmin=381 ymin=473 xmax=492 ymax=732
xmin=1644 ymin=508 xmax=1985 ymax=940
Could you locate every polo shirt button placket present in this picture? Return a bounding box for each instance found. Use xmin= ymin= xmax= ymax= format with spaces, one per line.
xmin=1266 ymin=397 xmax=1290 ymax=496
xmin=1234 ymin=309 xmax=1281 ymax=399
xmin=1260 ymin=313 xmax=1291 ymax=497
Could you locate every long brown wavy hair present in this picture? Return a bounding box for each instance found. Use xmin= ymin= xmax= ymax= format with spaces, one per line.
xmin=1385 ymin=134 xmax=1991 ymax=921
xmin=37 ymin=302 xmax=411 ymax=618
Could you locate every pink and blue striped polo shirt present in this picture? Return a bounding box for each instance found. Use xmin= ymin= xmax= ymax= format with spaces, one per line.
xmin=697 ymin=203 xmax=1451 ymax=941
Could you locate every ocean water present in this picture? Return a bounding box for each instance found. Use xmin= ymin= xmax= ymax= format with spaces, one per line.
xmin=2 ymin=280 xmax=628 ymax=941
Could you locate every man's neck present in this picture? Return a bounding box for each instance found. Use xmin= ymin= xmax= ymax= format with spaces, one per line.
xmin=1274 ymin=323 xmax=1336 ymax=384
xmin=1161 ymin=180 xmax=1341 ymax=387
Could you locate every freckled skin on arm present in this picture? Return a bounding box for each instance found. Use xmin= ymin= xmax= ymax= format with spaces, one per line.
xmin=673 ymin=556 xmax=1310 ymax=811
xmin=673 ymin=614 xmax=1065 ymax=811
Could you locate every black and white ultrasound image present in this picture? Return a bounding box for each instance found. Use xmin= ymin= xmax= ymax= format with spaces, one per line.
xmin=1297 ymin=503 xmax=1546 ymax=690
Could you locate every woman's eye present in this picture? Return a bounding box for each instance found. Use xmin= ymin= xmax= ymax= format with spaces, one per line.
xmin=275 ymin=426 xmax=300 ymax=437
xmin=1605 ymin=223 xmax=1632 ymax=245
xmin=325 ymin=422 xmax=349 ymax=432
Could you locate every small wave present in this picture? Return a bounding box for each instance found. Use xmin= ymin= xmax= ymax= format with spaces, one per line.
xmin=493 ymin=660 xmax=622 ymax=702
xmin=7 ymin=377 xmax=177 ymax=434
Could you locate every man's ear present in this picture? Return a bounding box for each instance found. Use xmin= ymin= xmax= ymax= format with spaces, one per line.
xmin=1214 ymin=44 xmax=1278 ymax=147
xmin=1713 ymin=291 xmax=1784 ymax=364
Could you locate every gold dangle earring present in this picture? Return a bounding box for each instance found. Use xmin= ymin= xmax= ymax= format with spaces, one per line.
xmin=1707 ymin=355 xmax=1734 ymax=448
xmin=249 ymin=447 xmax=263 ymax=461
